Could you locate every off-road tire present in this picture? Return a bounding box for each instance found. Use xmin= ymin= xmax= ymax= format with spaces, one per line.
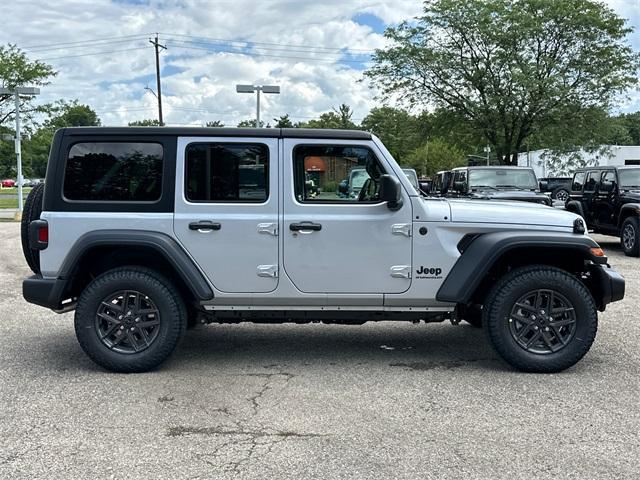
xmin=483 ymin=265 xmax=597 ymax=373
xmin=551 ymin=187 xmax=570 ymax=202
xmin=75 ymin=267 xmax=187 ymax=373
xmin=620 ymin=217 xmax=640 ymax=257
xmin=20 ymin=183 xmax=45 ymax=274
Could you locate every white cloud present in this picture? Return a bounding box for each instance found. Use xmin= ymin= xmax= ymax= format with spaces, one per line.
xmin=1 ymin=0 xmax=638 ymax=126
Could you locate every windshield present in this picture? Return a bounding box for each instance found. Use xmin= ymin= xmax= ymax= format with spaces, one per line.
xmin=619 ymin=169 xmax=640 ymax=188
xmin=468 ymin=169 xmax=537 ymax=189
xmin=350 ymin=169 xmax=369 ymax=189
xmin=402 ymin=169 xmax=419 ymax=189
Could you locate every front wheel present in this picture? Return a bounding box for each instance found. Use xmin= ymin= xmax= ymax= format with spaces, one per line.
xmin=75 ymin=267 xmax=187 ymax=373
xmin=621 ymin=217 xmax=640 ymax=257
xmin=483 ymin=266 xmax=597 ymax=373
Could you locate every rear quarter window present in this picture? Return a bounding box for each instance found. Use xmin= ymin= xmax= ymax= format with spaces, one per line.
xmin=63 ymin=142 xmax=163 ymax=202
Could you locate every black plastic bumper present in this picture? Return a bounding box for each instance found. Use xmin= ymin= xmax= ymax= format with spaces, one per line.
xmin=589 ymin=264 xmax=625 ymax=310
xmin=23 ymin=275 xmax=68 ymax=310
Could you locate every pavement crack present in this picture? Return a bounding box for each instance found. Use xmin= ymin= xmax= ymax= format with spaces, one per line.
xmin=244 ymin=372 xmax=294 ymax=416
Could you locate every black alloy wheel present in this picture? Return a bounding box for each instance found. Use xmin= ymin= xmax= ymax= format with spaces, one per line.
xmin=508 ymin=289 xmax=577 ymax=354
xmin=96 ymin=290 xmax=161 ymax=354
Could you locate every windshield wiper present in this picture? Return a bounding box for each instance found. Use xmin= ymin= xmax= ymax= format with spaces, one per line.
xmin=495 ymin=184 xmax=531 ymax=191
xmin=471 ymin=185 xmax=499 ymax=191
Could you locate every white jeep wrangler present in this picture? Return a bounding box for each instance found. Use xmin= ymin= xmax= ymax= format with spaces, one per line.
xmin=22 ymin=127 xmax=625 ymax=373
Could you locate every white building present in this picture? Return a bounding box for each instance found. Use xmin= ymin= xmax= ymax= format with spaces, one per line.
xmin=518 ymin=145 xmax=640 ymax=178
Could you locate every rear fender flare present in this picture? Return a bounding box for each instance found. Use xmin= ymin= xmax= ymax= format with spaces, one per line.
xmin=58 ymin=230 xmax=214 ymax=301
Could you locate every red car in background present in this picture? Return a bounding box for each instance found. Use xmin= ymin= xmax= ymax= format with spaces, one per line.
xmin=1 ymin=179 xmax=16 ymax=188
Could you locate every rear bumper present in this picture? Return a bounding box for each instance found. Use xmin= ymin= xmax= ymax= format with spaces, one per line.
xmin=588 ymin=264 xmax=625 ymax=310
xmin=23 ymin=275 xmax=69 ymax=311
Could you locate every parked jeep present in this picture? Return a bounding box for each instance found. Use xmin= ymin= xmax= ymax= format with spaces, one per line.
xmin=566 ymin=166 xmax=640 ymax=256
xmin=22 ymin=127 xmax=624 ymax=373
xmin=445 ymin=166 xmax=552 ymax=206
xmin=539 ymin=176 xmax=572 ymax=202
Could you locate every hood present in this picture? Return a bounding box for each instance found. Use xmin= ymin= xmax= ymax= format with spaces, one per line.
xmin=448 ymin=198 xmax=580 ymax=229
xmin=469 ymin=190 xmax=551 ymax=205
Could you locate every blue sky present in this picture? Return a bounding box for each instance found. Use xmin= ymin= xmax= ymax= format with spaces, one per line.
xmin=1 ymin=0 xmax=638 ymax=126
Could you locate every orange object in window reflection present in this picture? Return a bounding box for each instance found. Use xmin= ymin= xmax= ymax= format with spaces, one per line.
xmin=304 ymin=156 xmax=326 ymax=172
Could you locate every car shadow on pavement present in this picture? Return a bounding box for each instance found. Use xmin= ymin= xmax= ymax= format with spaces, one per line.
xmin=29 ymin=322 xmax=509 ymax=374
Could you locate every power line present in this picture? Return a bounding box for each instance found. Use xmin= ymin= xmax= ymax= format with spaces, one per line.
xmin=35 ymin=45 xmax=148 ymax=61
xmin=22 ymin=33 xmax=153 ymax=51
xmin=164 ymin=38 xmax=372 ymax=57
xmin=160 ymin=32 xmax=375 ymax=53
xmin=25 ymin=37 xmax=151 ymax=53
xmin=164 ymin=41 xmax=372 ymax=64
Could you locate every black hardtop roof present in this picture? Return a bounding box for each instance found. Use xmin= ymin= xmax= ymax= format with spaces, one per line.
xmin=59 ymin=126 xmax=372 ymax=140
xmin=575 ymin=165 xmax=640 ymax=172
xmin=451 ymin=165 xmax=534 ymax=171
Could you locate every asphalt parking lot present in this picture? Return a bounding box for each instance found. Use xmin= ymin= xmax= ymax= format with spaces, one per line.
xmin=1 ymin=222 xmax=638 ymax=479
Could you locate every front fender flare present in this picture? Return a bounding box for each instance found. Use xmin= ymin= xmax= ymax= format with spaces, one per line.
xmin=436 ymin=231 xmax=601 ymax=304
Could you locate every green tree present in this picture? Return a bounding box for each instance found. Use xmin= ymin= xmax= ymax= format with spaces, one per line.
xmin=273 ymin=114 xmax=294 ymax=128
xmin=23 ymin=101 xmax=101 ymax=177
xmin=0 ymin=44 xmax=56 ymax=128
xmin=128 ymin=119 xmax=161 ymax=126
xmin=365 ymin=0 xmax=640 ymax=165
xmin=237 ymin=119 xmax=264 ymax=128
xmin=205 ymin=120 xmax=225 ymax=127
xmin=303 ymin=104 xmax=357 ymax=129
xmin=361 ymin=107 xmax=421 ymax=161
xmin=405 ymin=138 xmax=466 ymax=177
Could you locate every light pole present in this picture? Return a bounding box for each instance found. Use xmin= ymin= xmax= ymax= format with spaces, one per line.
xmin=236 ymin=84 xmax=280 ymax=128
xmin=0 ymin=86 xmax=40 ymax=213
xmin=484 ymin=144 xmax=491 ymax=166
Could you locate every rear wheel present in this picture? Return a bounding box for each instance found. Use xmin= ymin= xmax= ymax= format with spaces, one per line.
xmin=621 ymin=217 xmax=640 ymax=257
xmin=483 ymin=265 xmax=597 ymax=373
xmin=20 ymin=183 xmax=45 ymax=274
xmin=74 ymin=267 xmax=187 ymax=373
xmin=551 ymin=187 xmax=569 ymax=202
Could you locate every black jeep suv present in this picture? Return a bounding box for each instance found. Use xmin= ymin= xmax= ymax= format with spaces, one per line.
xmin=566 ymin=166 xmax=640 ymax=256
xmin=444 ymin=166 xmax=552 ymax=206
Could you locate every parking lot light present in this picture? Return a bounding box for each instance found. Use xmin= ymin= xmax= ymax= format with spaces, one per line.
xmin=0 ymin=86 xmax=41 ymax=212
xmin=235 ymin=84 xmax=281 ymax=128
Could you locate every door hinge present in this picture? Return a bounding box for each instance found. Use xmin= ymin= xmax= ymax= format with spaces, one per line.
xmin=390 ymin=265 xmax=411 ymax=279
xmin=391 ymin=223 xmax=412 ymax=237
xmin=257 ymin=265 xmax=278 ymax=278
xmin=257 ymin=223 xmax=278 ymax=236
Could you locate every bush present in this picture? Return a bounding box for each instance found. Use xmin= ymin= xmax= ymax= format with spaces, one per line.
xmin=322 ymin=180 xmax=338 ymax=192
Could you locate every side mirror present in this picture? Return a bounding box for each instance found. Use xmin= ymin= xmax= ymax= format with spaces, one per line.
xmin=338 ymin=180 xmax=348 ymax=194
xmin=453 ymin=181 xmax=467 ymax=193
xmin=379 ymin=174 xmax=403 ymax=211
xmin=600 ymin=182 xmax=614 ymax=193
xmin=539 ymin=180 xmax=549 ymax=191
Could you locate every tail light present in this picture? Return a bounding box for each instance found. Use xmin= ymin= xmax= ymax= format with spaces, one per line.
xmin=29 ymin=220 xmax=48 ymax=250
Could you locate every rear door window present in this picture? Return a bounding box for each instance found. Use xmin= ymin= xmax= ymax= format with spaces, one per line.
xmin=64 ymin=142 xmax=163 ymax=202
xmin=584 ymin=171 xmax=601 ymax=192
xmin=185 ymin=143 xmax=269 ymax=203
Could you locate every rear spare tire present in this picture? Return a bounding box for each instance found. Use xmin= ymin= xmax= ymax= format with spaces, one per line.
xmin=20 ymin=183 xmax=45 ymax=274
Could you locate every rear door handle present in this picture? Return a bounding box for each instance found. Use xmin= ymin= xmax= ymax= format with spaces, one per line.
xmin=290 ymin=222 xmax=322 ymax=232
xmin=189 ymin=221 xmax=221 ymax=232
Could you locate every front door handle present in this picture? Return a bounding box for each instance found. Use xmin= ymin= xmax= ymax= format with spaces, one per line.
xmin=189 ymin=221 xmax=221 ymax=232
xmin=290 ymin=222 xmax=322 ymax=232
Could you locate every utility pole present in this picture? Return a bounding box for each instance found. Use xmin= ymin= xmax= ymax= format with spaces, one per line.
xmin=149 ymin=34 xmax=167 ymax=126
